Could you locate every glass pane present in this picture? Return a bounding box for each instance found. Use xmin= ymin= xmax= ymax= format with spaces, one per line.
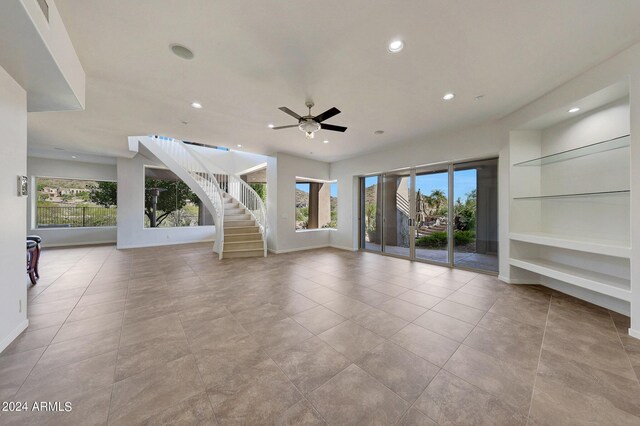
xmin=382 ymin=171 xmax=411 ymax=258
xmin=414 ymin=169 xmax=449 ymax=264
xmin=453 ymin=158 xmax=498 ymax=272
xmin=362 ymin=176 xmax=382 ymax=251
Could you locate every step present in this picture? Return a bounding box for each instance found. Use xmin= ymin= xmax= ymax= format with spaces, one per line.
xmin=224 ymin=219 xmax=255 ymax=228
xmin=225 ymin=233 xmax=262 ymax=242
xmin=223 ymin=248 xmax=265 ymax=259
xmin=224 ymin=213 xmax=251 ymax=221
xmin=224 ymin=207 xmax=245 ymax=215
xmin=223 ymin=240 xmax=264 ymax=250
xmin=225 ymin=226 xmax=260 ymax=235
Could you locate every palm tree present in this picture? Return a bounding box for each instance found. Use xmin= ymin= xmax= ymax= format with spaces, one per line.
xmin=425 ymin=189 xmax=447 ymax=214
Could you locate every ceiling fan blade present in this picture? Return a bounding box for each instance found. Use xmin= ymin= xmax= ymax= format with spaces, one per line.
xmin=271 ymin=124 xmax=299 ymax=130
xmin=321 ymin=123 xmax=347 ymax=132
xmin=314 ymin=107 xmax=341 ymax=123
xmin=278 ymin=107 xmax=302 ymax=120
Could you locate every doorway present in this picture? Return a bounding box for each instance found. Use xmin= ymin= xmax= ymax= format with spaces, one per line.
xmin=359 ymin=158 xmax=498 ymax=273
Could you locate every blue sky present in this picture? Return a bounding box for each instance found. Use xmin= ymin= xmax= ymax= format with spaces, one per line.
xmin=363 ymin=169 xmax=477 ymax=201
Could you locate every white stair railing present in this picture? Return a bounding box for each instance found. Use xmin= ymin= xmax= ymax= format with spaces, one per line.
xmin=180 ymin=143 xmax=268 ymax=257
xmin=140 ymin=136 xmax=226 ymax=258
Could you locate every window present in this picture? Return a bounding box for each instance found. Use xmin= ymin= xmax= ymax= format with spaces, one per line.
xmin=143 ymin=167 xmax=210 ymax=228
xmin=295 ymin=178 xmax=337 ymax=230
xmin=35 ymin=177 xmax=117 ymax=228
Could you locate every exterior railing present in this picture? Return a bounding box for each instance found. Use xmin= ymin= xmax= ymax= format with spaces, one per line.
xmin=37 ymin=206 xmax=117 ymax=228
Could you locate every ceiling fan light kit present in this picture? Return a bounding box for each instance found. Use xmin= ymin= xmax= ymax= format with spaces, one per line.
xmin=272 ymin=101 xmax=347 ymax=139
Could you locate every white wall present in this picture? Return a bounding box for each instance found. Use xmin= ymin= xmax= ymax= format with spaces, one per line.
xmin=329 ymin=122 xmax=505 ymax=251
xmin=191 ymin=145 xmax=269 ymax=175
xmin=0 ymin=65 xmax=28 ymax=352
xmin=272 ymin=153 xmax=332 ymax=253
xmin=27 ymin=157 xmax=117 ymax=247
xmin=116 ymin=154 xmax=215 ymax=249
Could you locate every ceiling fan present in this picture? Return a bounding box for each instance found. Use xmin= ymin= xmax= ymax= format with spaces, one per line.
xmin=272 ymin=101 xmax=347 ymax=139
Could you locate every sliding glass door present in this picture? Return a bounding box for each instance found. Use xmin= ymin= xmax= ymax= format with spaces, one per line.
xmin=453 ymin=159 xmax=498 ymax=272
xmin=382 ymin=170 xmax=412 ymax=258
xmin=359 ymin=157 xmax=498 ymax=273
xmin=414 ymin=167 xmax=450 ymax=264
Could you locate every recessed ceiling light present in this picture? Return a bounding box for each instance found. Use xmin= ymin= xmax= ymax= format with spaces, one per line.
xmin=237 ymin=144 xmax=242 ymax=148
xmin=475 ymin=95 xmax=485 ymax=101
xmin=568 ymin=107 xmax=580 ymax=113
xmin=442 ymin=93 xmax=455 ymax=101
xmin=374 ymin=130 xmax=384 ymax=135
xmin=71 ymin=155 xmax=77 ymax=159
xmin=268 ymin=124 xmax=274 ymax=128
xmin=170 ymin=44 xmax=194 ymax=60
xmin=323 ymin=140 xmax=329 ymax=144
xmin=388 ymin=40 xmax=404 ymax=53
xmin=191 ymin=102 xmax=202 ymax=109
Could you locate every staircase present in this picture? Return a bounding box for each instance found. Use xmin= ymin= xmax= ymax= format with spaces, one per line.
xmin=130 ymin=135 xmax=267 ymax=259
xmin=222 ymin=193 xmax=265 ymax=258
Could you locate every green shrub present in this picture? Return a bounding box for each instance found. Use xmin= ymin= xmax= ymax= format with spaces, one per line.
xmin=415 ymin=230 xmax=476 ymax=248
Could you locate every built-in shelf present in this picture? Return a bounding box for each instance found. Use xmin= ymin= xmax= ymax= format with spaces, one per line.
xmin=509 ymin=232 xmax=631 ymax=258
xmin=513 ymin=189 xmax=630 ymax=200
xmin=509 ymin=257 xmax=631 ymax=301
xmin=513 ymin=134 xmax=630 ymax=167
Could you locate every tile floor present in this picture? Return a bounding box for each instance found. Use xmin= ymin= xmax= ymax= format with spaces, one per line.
xmin=1 ymin=243 xmax=639 ymax=425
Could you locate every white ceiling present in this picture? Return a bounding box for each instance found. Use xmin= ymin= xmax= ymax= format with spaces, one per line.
xmin=27 ymin=0 xmax=640 ymax=162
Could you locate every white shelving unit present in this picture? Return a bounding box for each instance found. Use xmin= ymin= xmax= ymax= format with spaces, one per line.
xmin=507 ymin=89 xmax=631 ymax=313
xmin=509 ymin=232 xmax=631 ymax=259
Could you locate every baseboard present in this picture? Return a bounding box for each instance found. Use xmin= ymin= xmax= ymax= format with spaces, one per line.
xmin=330 ymin=244 xmax=357 ymax=252
xmin=0 ymin=319 xmax=29 ymax=353
xmin=117 ymin=239 xmax=215 ymax=250
xmin=498 ymin=275 xmax=539 ymax=285
xmin=43 ymin=240 xmax=116 ymax=248
xmin=269 ymin=244 xmax=333 ymax=254
xmin=629 ymin=329 xmax=640 ymax=340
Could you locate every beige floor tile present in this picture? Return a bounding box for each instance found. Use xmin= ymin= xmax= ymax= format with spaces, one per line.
xmin=464 ymin=311 xmax=544 ymax=371
xmin=207 ymin=358 xmax=302 ymax=424
xmin=414 ymin=310 xmax=475 ymax=342
xmin=323 ymin=295 xmax=372 ymax=319
xmin=443 ymin=345 xmax=536 ymax=414
xmin=52 ymin=310 xmax=123 ymax=343
xmin=0 ymin=385 xmax=112 ymax=426
xmin=276 ymin=399 xmax=326 ymax=425
xmin=25 ymin=310 xmax=68 ymax=331
xmin=309 ymin=364 xmax=409 ymax=425
xmin=377 ymin=298 xmax=427 ymax=322
xmin=390 ymin=323 xmax=460 ymax=367
xmin=248 ymin=317 xmax=314 ymax=355
xmin=272 ymin=337 xmax=350 ymax=395
xmin=357 ymin=341 xmax=439 ymax=402
xmin=432 ymin=300 xmax=486 ymax=324
xmin=292 ymin=305 xmax=346 ymax=335
xmin=529 ymin=373 xmax=640 ymax=426
xmin=351 ymin=307 xmax=409 ymax=338
xmin=414 ymin=370 xmax=526 ymax=425
xmin=398 ymin=408 xmax=437 ymax=425
xmin=301 ymin=287 xmax=343 ymax=304
xmin=397 ymin=290 xmax=442 ymax=309
xmin=446 ymin=290 xmax=496 ymax=310
xmin=66 ymin=299 xmax=125 ymax=323
xmin=33 ymin=329 xmax=120 ymax=372
xmin=318 ymin=320 xmax=385 ymax=361
xmin=139 ymin=392 xmax=216 ymax=425
xmin=15 ymin=350 xmax=117 ymax=403
xmin=109 ymin=354 xmax=205 ymax=425
xmin=0 ymin=347 xmax=45 ymax=400
xmin=1 ymin=325 xmax=59 ymax=356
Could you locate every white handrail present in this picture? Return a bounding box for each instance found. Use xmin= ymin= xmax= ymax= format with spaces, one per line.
xmin=179 ymin=142 xmax=268 ymax=256
xmin=147 ymin=136 xmax=226 ymax=258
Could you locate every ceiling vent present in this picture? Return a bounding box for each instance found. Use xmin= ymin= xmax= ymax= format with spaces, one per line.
xmin=37 ymin=0 xmax=49 ymax=22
